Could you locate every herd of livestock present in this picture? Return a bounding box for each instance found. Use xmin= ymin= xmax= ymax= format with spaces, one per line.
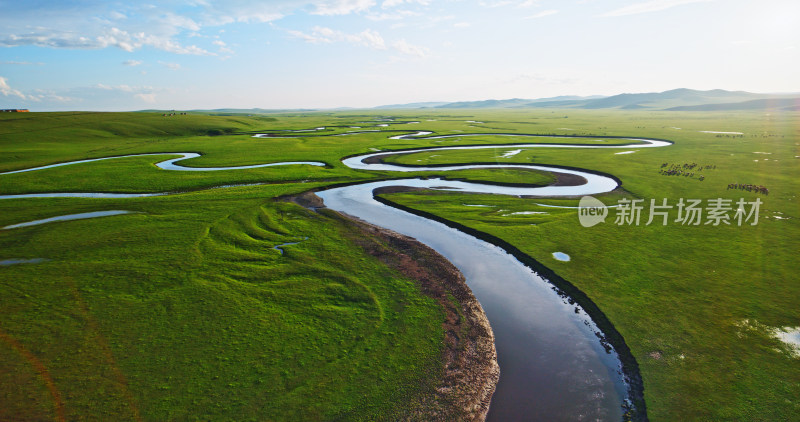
xmin=658 ymin=162 xmax=768 ymax=194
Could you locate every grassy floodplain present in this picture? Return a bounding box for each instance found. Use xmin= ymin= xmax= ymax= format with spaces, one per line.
xmin=378 ymin=110 xmax=800 ymax=420
xmin=0 ymin=109 xmax=798 ymax=420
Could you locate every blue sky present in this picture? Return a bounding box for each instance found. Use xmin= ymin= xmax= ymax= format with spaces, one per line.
xmin=1 ymin=0 xmax=798 ymax=110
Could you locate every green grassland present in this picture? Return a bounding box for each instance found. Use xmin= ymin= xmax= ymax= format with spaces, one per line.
xmin=1 ymin=109 xmax=798 ymax=420
xmin=378 ymin=111 xmax=800 ymax=420
xmin=0 ymin=186 xmax=449 ymax=421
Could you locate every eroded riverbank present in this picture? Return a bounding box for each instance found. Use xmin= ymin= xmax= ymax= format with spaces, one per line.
xmin=330 ymin=209 xmax=500 ymax=420
xmin=285 ymin=191 xmax=499 ymax=420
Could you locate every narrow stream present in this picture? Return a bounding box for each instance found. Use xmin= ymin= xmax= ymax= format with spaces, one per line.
xmin=0 ymin=152 xmax=325 ymax=175
xmin=2 ymin=210 xmax=135 ymax=230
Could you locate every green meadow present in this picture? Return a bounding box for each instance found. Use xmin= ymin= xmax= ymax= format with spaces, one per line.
xmin=1 ymin=109 xmax=798 ymax=420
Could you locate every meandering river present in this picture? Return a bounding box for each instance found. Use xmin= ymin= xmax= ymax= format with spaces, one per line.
xmin=1 ymin=127 xmax=671 ymax=420
xmin=317 ymin=132 xmax=670 ymax=420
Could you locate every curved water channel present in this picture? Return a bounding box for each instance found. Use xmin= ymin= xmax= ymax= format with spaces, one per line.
xmin=317 ymin=132 xmax=670 ymax=421
xmin=0 ymin=126 xmax=671 ymax=420
xmin=0 ymin=152 xmax=325 ymax=175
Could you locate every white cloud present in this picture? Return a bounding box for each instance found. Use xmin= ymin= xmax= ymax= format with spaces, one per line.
xmin=212 ymin=39 xmax=234 ymax=54
xmin=0 ymin=3 xmax=216 ymax=55
xmin=108 ymin=11 xmax=127 ymax=20
xmin=479 ymin=1 xmax=514 ymax=8
xmin=1 ymin=67 xmax=169 ymax=109
xmin=313 ymin=26 xmax=338 ymax=38
xmin=0 ymin=77 xmax=76 ymax=104
xmin=290 ymin=26 xmax=386 ymax=49
xmin=96 ymin=84 xmax=135 ymax=92
xmin=0 ymin=76 xmax=29 ymax=100
xmin=289 ymin=26 xmax=435 ymax=57
xmin=123 ymin=60 xmax=142 ymax=66
xmin=382 ymin=0 xmax=431 ymax=7
xmin=312 ymin=0 xmax=377 ymax=15
xmin=83 ymin=84 xmax=161 ymax=104
xmin=602 ymin=0 xmax=713 ymax=17
xmin=0 ymin=61 xmax=44 ymax=65
xmin=366 ymin=9 xmax=421 ymax=21
xmin=159 ymin=62 xmax=182 ymax=70
xmin=288 ymin=29 xmax=332 ymax=44
xmin=205 ymin=0 xmax=389 ymax=23
xmin=526 ymin=9 xmax=558 ymax=18
xmin=454 ymin=22 xmax=471 ymax=28
xmin=0 ymin=28 xmax=212 ymax=55
xmin=183 ymin=0 xmax=382 ymax=22
xmin=392 ymin=39 xmax=429 ymax=57
xmin=126 ymin=32 xmax=212 ymax=55
xmin=135 ymin=93 xmax=157 ymax=103
xmin=0 ymin=1 xmax=392 ymax=57
xmin=214 ymin=11 xmax=283 ymax=24
xmin=166 ymin=13 xmax=201 ymax=31
xmin=42 ymin=94 xmax=72 ymax=103
xmin=352 ymin=29 xmax=386 ymax=49
xmin=194 ymin=1 xmax=314 ymax=24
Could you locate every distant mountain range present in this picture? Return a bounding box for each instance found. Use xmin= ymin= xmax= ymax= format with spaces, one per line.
xmin=665 ymin=97 xmax=800 ymax=111
xmin=374 ymin=101 xmax=452 ymax=109
xmin=380 ymin=89 xmax=799 ymax=111
xmin=141 ymin=89 xmax=799 ymax=114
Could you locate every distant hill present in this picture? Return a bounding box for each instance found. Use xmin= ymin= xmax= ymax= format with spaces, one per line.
xmin=527 ymin=95 xmax=606 ymax=103
xmin=525 ymin=99 xmax=594 ymax=108
xmin=376 ymin=89 xmax=798 ymax=111
xmin=196 ymin=108 xmax=320 ymax=114
xmin=575 ymin=88 xmax=768 ymax=110
xmin=434 ymin=95 xmax=603 ymax=109
xmin=138 ymin=90 xmax=800 ymax=114
xmin=435 ymin=98 xmax=536 ymax=109
xmin=138 ymin=108 xmax=319 ymax=115
xmin=374 ymin=101 xmax=451 ymax=109
xmin=666 ymin=97 xmax=800 ymax=111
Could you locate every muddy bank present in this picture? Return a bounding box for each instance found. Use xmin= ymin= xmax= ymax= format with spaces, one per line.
xmin=552 ymin=171 xmax=587 ymax=186
xmin=280 ymin=190 xmax=325 ymax=209
xmin=314 ymin=202 xmax=499 ymax=421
